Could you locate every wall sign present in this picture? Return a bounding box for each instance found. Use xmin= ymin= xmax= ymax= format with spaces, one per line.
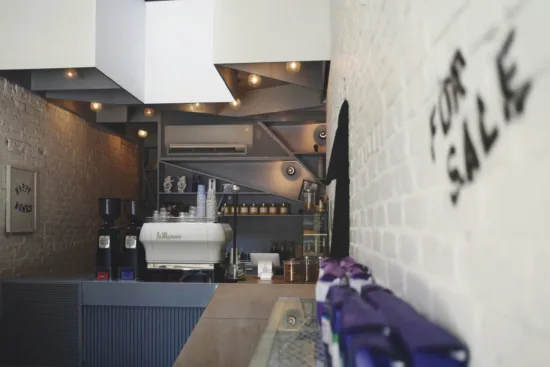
xmin=429 ymin=29 xmax=533 ymax=205
xmin=5 ymin=165 xmax=38 ymax=233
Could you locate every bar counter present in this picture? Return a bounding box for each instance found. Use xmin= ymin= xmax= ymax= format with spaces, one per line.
xmin=173 ymin=275 xmax=314 ymax=367
xmin=0 ymin=275 xmax=313 ymax=367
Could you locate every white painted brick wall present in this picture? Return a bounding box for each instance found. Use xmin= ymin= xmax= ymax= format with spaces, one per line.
xmin=0 ymin=78 xmax=138 ymax=278
xmin=328 ymin=0 xmax=550 ymax=365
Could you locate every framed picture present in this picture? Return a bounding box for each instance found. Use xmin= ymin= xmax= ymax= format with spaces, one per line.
xmin=298 ymin=179 xmax=319 ymax=201
xmin=5 ymin=165 xmax=38 ymax=233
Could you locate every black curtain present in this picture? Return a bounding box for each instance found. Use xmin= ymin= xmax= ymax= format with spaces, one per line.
xmin=326 ymin=100 xmax=350 ymax=260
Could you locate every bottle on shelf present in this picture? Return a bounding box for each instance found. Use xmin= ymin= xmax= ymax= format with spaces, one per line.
xmin=259 ymin=203 xmax=268 ymax=215
xmin=239 ymin=203 xmax=249 ymax=215
xmin=268 ymin=203 xmax=278 ymax=215
xmin=280 ymin=202 xmax=289 ymax=215
xmin=249 ymin=203 xmax=258 ymax=215
xmin=222 ymin=203 xmax=229 ymax=215
xmin=285 ymin=241 xmax=294 ymax=260
xmin=191 ymin=174 xmax=198 ymax=192
xmin=278 ymin=241 xmax=286 ymax=261
xmin=304 ymin=188 xmax=314 ymax=212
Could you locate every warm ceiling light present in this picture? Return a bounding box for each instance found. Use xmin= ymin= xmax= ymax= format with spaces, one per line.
xmin=319 ymin=130 xmax=327 ymax=139
xmin=64 ymin=68 xmax=78 ymax=80
xmin=248 ymin=74 xmax=262 ymax=88
xmin=144 ymin=107 xmax=155 ymax=117
xmin=286 ymin=166 xmax=296 ymax=176
xmin=229 ymin=98 xmax=241 ymax=110
xmin=286 ymin=62 xmax=301 ymax=73
xmin=90 ymin=102 xmax=103 ymax=112
xmin=138 ymin=130 xmax=148 ymax=138
xmin=194 ymin=103 xmax=201 ymax=107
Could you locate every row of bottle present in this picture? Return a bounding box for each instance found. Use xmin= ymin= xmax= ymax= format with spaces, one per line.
xmin=316 ymin=257 xmax=469 ymax=367
xmin=221 ymin=202 xmax=290 ymax=215
xmin=270 ymin=240 xmax=300 ymax=262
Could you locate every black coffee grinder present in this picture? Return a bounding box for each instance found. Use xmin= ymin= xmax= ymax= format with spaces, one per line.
xmin=118 ymin=200 xmax=147 ymax=281
xmin=95 ymin=198 xmax=121 ymax=280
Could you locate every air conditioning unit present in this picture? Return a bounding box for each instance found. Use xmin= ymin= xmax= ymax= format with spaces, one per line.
xmin=164 ymin=125 xmax=253 ymax=156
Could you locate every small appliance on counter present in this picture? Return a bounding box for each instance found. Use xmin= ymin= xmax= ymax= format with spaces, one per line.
xmin=95 ymin=198 xmax=121 ymax=280
xmin=139 ymin=210 xmax=232 ymax=282
xmin=118 ymin=200 xmax=147 ymax=281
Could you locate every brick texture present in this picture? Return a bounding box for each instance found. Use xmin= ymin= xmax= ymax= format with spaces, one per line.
xmin=0 ymin=78 xmax=138 ymax=278
xmin=328 ymin=0 xmax=550 ymax=365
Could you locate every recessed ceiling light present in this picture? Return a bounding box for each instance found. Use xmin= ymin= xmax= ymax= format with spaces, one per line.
xmin=138 ymin=130 xmax=148 ymax=138
xmin=248 ymin=74 xmax=262 ymax=88
xmin=90 ymin=102 xmax=102 ymax=112
xmin=230 ymin=98 xmax=241 ymax=110
xmin=286 ymin=62 xmax=301 ymax=73
xmin=319 ymin=130 xmax=327 ymax=139
xmin=144 ymin=108 xmax=155 ymax=117
xmin=64 ymin=68 xmax=78 ymax=80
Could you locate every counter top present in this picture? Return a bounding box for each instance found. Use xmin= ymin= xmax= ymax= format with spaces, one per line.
xmin=249 ymin=297 xmax=324 ymax=367
xmin=174 ymin=277 xmax=314 ymax=366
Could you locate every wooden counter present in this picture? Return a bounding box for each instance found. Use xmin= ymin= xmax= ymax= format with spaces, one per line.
xmin=173 ymin=276 xmax=314 ymax=367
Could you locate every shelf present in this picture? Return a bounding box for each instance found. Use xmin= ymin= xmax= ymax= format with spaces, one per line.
xmin=224 ymin=214 xmax=304 ymax=217
xmin=159 ymin=192 xmax=264 ymax=195
xmin=292 ymin=151 xmax=326 ymax=156
xmin=160 ymin=156 xmax=294 ymax=162
xmin=303 ymin=233 xmax=328 ymax=236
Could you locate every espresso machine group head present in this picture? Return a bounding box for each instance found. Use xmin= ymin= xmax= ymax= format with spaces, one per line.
xmin=95 ymin=198 xmax=122 ymax=280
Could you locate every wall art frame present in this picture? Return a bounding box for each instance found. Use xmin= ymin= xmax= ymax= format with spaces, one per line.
xmin=5 ymin=165 xmax=38 ymax=233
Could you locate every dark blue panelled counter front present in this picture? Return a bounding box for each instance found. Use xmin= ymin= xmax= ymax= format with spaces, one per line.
xmin=0 ymin=278 xmax=218 ymax=367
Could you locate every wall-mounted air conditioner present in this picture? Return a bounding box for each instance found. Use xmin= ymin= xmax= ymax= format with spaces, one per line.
xmin=164 ymin=124 xmax=253 ymax=156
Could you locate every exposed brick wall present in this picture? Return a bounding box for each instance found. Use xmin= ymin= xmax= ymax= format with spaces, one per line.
xmin=0 ymin=78 xmax=139 ymax=278
xmin=328 ymin=0 xmax=550 ymax=365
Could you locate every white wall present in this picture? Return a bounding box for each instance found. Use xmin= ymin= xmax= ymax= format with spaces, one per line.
xmin=0 ymin=0 xmax=96 ymax=69
xmin=95 ymin=0 xmax=145 ymax=102
xmin=213 ymin=0 xmax=331 ymax=64
xmin=328 ymin=0 xmax=550 ymax=366
xmin=144 ymin=0 xmax=233 ymax=104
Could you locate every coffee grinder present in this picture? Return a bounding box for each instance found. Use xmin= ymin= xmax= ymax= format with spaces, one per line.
xmin=95 ymin=198 xmax=121 ymax=280
xmin=118 ymin=200 xmax=147 ymax=281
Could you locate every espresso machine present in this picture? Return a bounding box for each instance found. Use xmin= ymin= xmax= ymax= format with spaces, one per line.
xmin=118 ymin=200 xmax=147 ymax=281
xmin=139 ymin=210 xmax=232 ymax=282
xmin=95 ymin=198 xmax=121 ymax=280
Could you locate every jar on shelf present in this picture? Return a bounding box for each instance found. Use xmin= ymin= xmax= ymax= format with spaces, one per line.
xmin=303 ymin=188 xmax=314 ymax=212
xmin=316 ymin=199 xmax=325 ymax=213
xmin=302 ymin=256 xmax=319 ymax=283
xmin=239 ymin=203 xmax=249 ymax=215
xmin=249 ymin=203 xmax=259 ymax=215
xmin=259 ymin=203 xmax=268 ymax=215
xmin=228 ymin=205 xmax=235 ymax=215
xmin=221 ymin=203 xmax=229 ymax=215
xmin=279 ymin=202 xmax=289 ymax=215
xmin=268 ymin=203 xmax=278 ymax=215
xmin=284 ymin=259 xmax=300 ymax=283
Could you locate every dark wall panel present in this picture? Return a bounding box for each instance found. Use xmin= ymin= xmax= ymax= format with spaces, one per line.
xmin=82 ymin=306 xmax=204 ymax=367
